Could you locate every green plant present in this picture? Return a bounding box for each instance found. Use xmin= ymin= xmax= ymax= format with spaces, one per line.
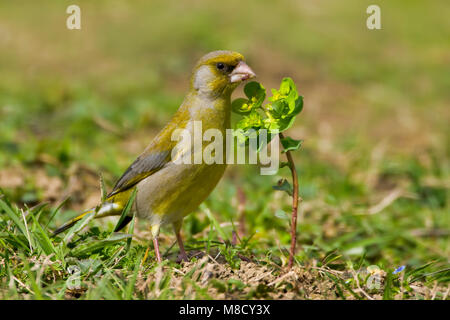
xmin=232 ymin=78 xmax=304 ymax=269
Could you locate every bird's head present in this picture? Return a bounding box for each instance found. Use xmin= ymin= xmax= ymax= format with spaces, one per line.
xmin=190 ymin=50 xmax=256 ymax=99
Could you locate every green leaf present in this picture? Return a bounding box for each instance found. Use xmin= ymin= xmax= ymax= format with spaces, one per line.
xmin=281 ymin=136 xmax=303 ymax=152
xmin=236 ymin=111 xmax=264 ymax=131
xmin=279 ymin=161 xmax=290 ymax=168
xmin=283 ymin=79 xmax=299 ymax=112
xmin=280 ymin=77 xmax=296 ymax=95
xmin=269 ymin=100 xmax=288 ymax=119
xmin=266 ymin=77 xmax=302 ymax=122
xmin=231 ymin=98 xmax=252 ymax=115
xmin=244 ymin=81 xmax=266 ymax=106
xmin=269 ymin=77 xmax=296 ymax=102
xmin=272 ymin=179 xmax=293 ymax=196
xmin=292 ymin=96 xmax=304 ymax=116
xmin=270 ymin=115 xmax=296 ymax=133
xmin=232 ymin=82 xmax=266 ymax=115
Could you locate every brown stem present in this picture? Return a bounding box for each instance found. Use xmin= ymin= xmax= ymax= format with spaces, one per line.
xmin=279 ymin=133 xmax=299 ymax=269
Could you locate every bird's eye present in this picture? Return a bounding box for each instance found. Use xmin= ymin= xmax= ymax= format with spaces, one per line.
xmin=216 ymin=63 xmax=225 ymax=70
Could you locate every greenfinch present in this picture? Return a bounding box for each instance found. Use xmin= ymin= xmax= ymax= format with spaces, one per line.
xmin=54 ymin=50 xmax=256 ymax=262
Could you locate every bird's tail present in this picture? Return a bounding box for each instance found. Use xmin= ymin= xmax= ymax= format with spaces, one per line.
xmin=52 ymin=202 xmax=131 ymax=236
xmin=52 ymin=189 xmax=136 ymax=236
xmin=52 ymin=208 xmax=95 ymax=235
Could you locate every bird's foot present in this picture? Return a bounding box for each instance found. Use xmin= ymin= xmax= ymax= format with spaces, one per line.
xmin=176 ymin=251 xmax=189 ymax=263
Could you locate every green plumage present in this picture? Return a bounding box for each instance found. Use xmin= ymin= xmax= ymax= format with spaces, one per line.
xmin=53 ymin=51 xmax=255 ymax=262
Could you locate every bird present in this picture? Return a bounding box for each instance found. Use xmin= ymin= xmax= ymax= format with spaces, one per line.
xmin=53 ymin=50 xmax=256 ymax=262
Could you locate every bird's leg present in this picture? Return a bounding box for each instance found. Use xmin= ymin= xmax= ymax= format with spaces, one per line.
xmin=152 ymin=238 xmax=162 ymax=263
xmin=151 ymin=224 xmax=162 ymax=263
xmin=173 ymin=220 xmax=188 ymax=262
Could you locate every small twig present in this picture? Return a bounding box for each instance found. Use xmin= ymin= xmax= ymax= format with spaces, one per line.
xmin=237 ymin=253 xmax=252 ymax=262
xmin=21 ymin=209 xmax=33 ymax=253
xmin=410 ymin=228 xmax=450 ymax=237
xmin=311 ymin=266 xmax=345 ymax=276
xmin=268 ymin=270 xmax=296 ymax=286
xmin=280 ymin=133 xmax=299 ymax=269
xmin=443 ymin=286 xmax=449 ymax=300
xmin=431 ymin=281 xmax=438 ymax=300
xmin=253 ymin=270 xmax=276 ymax=283
xmin=12 ymin=276 xmax=34 ymax=294
xmin=351 ymin=269 xmax=375 ymax=300
xmin=93 ymin=116 xmax=123 ymax=136
xmin=367 ymin=189 xmax=403 ymax=215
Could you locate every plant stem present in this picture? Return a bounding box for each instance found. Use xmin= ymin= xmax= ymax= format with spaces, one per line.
xmin=279 ymin=133 xmax=299 ymax=269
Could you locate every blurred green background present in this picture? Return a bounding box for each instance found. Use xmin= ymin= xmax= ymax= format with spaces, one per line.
xmin=0 ymin=0 xmax=448 ymax=290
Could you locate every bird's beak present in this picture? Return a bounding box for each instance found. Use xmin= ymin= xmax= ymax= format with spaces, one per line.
xmin=230 ymin=61 xmax=256 ymax=83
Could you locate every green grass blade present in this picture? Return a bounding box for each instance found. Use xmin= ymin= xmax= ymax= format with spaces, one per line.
xmin=45 ymin=197 xmax=70 ymax=229
xmin=30 ymin=213 xmax=57 ymax=256
xmin=124 ymin=252 xmax=142 ymax=299
xmin=202 ymin=204 xmax=229 ymax=242
xmin=71 ymin=232 xmax=132 ymax=257
xmin=0 ymin=199 xmax=28 ymax=237
xmin=20 ymin=253 xmax=43 ymax=300
xmin=62 ymin=210 xmax=96 ymax=243
xmin=383 ymin=270 xmax=394 ymax=300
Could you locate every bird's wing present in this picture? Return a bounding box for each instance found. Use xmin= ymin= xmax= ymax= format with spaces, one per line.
xmin=107 ymin=98 xmax=191 ymax=198
xmin=108 ymin=148 xmax=171 ymax=197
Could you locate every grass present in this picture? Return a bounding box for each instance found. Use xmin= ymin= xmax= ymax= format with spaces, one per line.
xmin=0 ymin=0 xmax=449 ymax=299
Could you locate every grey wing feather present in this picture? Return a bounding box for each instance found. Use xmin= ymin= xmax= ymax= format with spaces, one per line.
xmin=108 ymin=150 xmax=170 ymax=196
